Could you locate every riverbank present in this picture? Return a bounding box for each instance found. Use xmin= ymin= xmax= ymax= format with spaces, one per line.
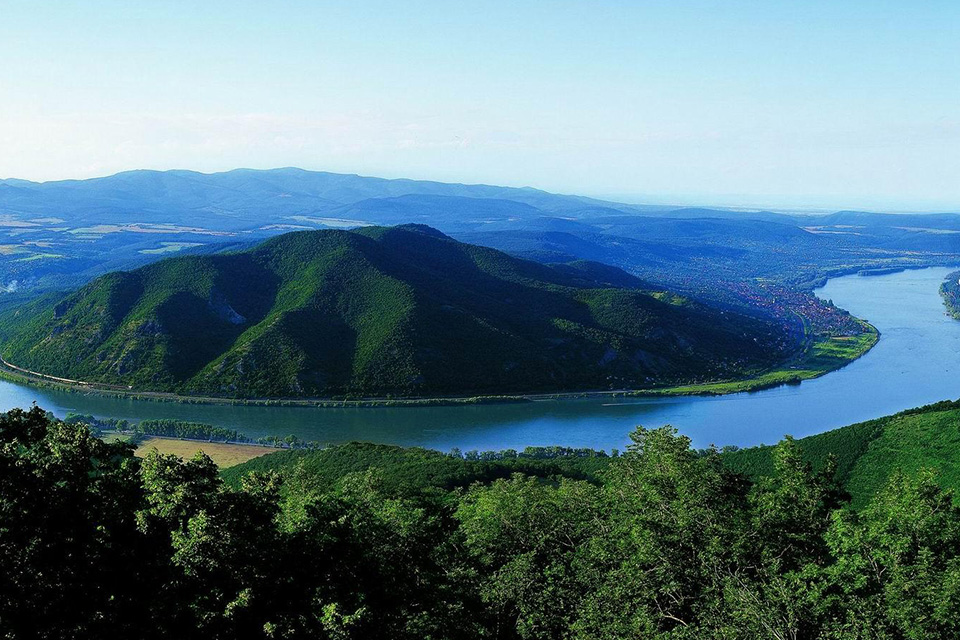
xmin=0 ymin=322 xmax=880 ymax=406
xmin=637 ymin=327 xmax=878 ymax=396
xmin=0 ymin=360 xmax=533 ymax=407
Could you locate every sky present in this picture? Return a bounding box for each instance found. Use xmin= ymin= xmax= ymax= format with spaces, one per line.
xmin=1 ymin=0 xmax=958 ymax=211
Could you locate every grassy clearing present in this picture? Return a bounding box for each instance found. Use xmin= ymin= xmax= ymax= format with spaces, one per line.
xmin=638 ymin=328 xmax=879 ymax=397
xmin=134 ymin=437 xmax=274 ymax=468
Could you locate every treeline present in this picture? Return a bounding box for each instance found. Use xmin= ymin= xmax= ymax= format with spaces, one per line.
xmin=136 ymin=419 xmax=322 ymax=449
xmin=136 ymin=419 xmax=252 ymax=443
xmin=5 ymin=406 xmax=960 ymax=639
xmin=451 ymin=445 xmax=615 ymax=461
xmin=310 ymin=395 xmax=530 ymax=407
xmin=63 ymin=413 xmax=323 ymax=449
xmin=63 ymin=411 xmax=130 ymax=435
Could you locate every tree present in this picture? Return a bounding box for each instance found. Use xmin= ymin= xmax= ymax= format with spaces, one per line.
xmin=457 ymin=473 xmax=601 ymax=639
xmin=0 ymin=406 xmax=145 ymax=639
xmin=825 ymin=469 xmax=960 ymax=639
xmin=724 ymin=437 xmax=846 ymax=640
xmin=572 ymin=426 xmax=751 ymax=638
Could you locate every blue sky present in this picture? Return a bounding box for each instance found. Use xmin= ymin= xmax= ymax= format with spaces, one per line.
xmin=1 ymin=0 xmax=958 ymax=210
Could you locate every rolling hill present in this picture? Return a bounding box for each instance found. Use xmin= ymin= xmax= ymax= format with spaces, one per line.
xmin=0 ymin=225 xmax=787 ymax=398
xmin=0 ymin=167 xmax=647 ymax=229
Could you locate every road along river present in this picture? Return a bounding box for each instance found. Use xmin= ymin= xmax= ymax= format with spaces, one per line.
xmin=0 ymin=266 xmax=957 ymax=451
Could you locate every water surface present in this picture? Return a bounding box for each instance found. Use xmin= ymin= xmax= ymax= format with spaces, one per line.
xmin=2 ymin=267 xmax=958 ymax=451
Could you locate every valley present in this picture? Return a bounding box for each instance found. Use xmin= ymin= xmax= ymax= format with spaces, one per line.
xmin=2 ymin=171 xmax=955 ymax=411
xmin=0 ymin=171 xmax=957 ymax=453
xmin=0 ymin=265 xmax=950 ymax=451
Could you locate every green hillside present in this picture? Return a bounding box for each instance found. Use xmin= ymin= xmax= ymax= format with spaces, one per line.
xmin=723 ymin=399 xmax=960 ymax=507
xmin=0 ymin=225 xmax=786 ymax=398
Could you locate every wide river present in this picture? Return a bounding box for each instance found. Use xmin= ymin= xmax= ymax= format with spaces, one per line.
xmin=2 ymin=266 xmax=959 ymax=451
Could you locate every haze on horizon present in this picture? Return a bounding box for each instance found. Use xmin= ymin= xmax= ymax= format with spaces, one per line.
xmin=2 ymin=0 xmax=958 ymax=212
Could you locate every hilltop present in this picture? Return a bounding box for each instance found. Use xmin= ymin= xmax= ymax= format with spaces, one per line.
xmin=0 ymin=225 xmax=787 ymax=398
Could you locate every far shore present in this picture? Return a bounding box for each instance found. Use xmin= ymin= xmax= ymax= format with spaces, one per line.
xmin=0 ymin=323 xmax=879 ymax=408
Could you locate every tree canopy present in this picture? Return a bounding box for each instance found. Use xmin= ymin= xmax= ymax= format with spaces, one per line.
xmin=3 ymin=406 xmax=960 ymax=638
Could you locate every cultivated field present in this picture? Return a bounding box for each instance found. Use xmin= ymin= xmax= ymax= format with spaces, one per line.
xmin=134 ymin=437 xmax=274 ymax=468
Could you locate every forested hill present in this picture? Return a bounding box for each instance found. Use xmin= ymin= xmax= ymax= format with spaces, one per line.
xmin=0 ymin=225 xmax=787 ymax=397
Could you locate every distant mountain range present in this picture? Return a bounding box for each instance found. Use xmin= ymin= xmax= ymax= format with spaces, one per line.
xmin=0 ymin=225 xmax=786 ymax=398
xmin=0 ymin=167 xmax=658 ymax=231
xmin=3 ymin=167 xmax=959 ymax=233
xmin=1 ymin=167 xmax=960 ymax=351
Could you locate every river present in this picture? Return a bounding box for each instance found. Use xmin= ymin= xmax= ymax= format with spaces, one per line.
xmin=2 ymin=266 xmax=958 ymax=451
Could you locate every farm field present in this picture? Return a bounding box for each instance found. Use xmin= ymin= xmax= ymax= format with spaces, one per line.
xmin=134 ymin=437 xmax=273 ymax=468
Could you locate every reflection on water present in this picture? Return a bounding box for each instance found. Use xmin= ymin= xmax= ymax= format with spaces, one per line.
xmin=2 ymin=267 xmax=959 ymax=451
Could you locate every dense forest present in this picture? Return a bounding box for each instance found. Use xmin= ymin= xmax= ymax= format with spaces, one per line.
xmin=5 ymin=405 xmax=960 ymax=639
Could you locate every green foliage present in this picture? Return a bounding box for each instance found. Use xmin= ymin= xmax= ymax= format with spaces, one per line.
xmin=9 ymin=406 xmax=960 ymax=638
xmin=0 ymin=407 xmax=145 ymax=638
xmin=0 ymin=407 xmax=479 ymax=639
xmin=136 ymin=419 xmax=251 ymax=443
xmin=824 ymin=470 xmax=960 ymax=638
xmin=724 ymin=399 xmax=960 ymax=508
xmin=221 ymin=441 xmax=612 ymax=497
xmin=457 ymin=474 xmax=602 ymax=639
xmin=0 ymin=225 xmax=786 ymax=398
